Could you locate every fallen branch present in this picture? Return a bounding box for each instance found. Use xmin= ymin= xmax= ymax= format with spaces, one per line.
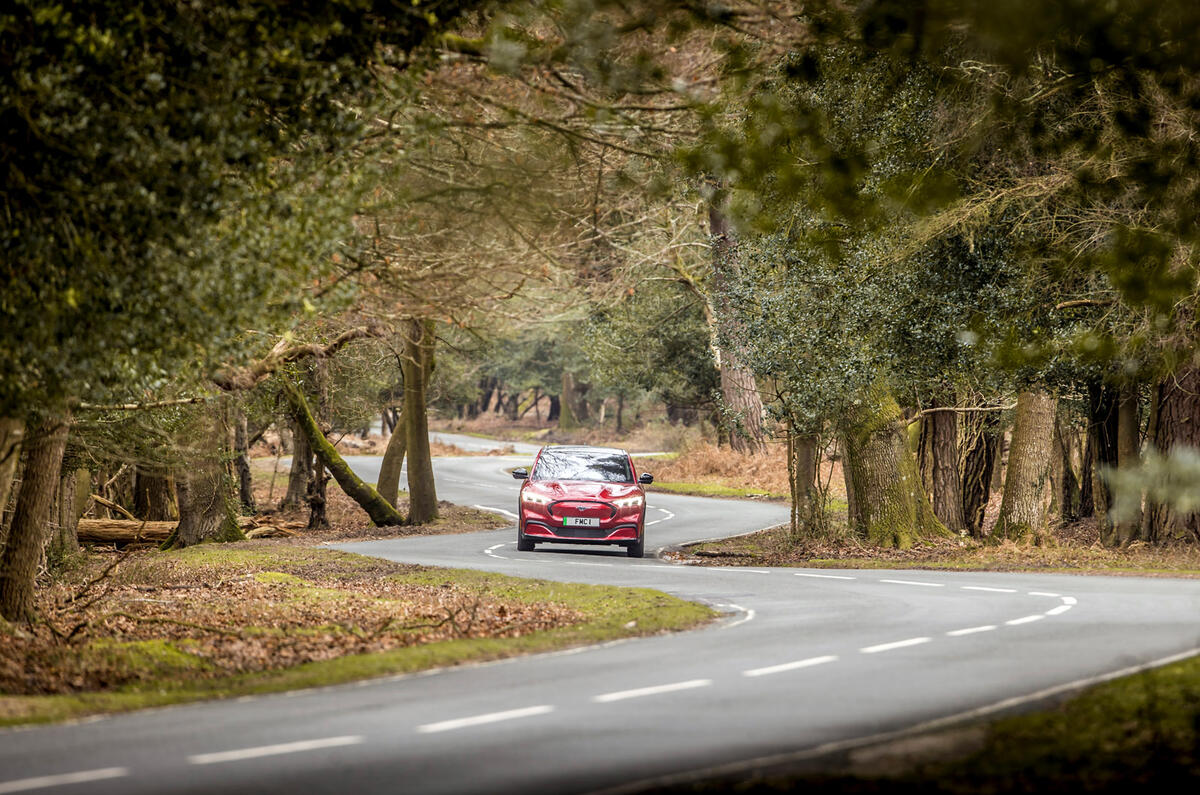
xmin=91 ymin=494 xmax=138 ymax=521
xmin=103 ymin=611 xmax=243 ymax=638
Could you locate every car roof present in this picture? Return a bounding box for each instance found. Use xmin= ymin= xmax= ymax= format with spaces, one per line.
xmin=540 ymin=445 xmax=629 ymax=456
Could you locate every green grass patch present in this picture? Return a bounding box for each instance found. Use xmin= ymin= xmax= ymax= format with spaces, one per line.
xmin=650 ymin=482 xmax=787 ymax=500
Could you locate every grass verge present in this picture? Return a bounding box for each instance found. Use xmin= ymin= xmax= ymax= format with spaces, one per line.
xmin=1 ymin=544 xmax=714 ymax=727
xmin=649 ymin=482 xmax=787 ymax=501
xmin=657 ymin=651 xmax=1200 ymax=793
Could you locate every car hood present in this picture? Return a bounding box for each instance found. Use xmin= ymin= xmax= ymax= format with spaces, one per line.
xmin=527 ymin=480 xmax=641 ymax=501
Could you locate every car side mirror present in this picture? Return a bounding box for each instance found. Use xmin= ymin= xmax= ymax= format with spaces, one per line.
xmin=512 ymin=468 xmax=528 ymax=480
xmin=638 ymin=472 xmax=654 ymax=485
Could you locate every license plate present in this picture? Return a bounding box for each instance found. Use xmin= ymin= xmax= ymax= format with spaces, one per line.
xmin=563 ymin=516 xmax=600 ymax=528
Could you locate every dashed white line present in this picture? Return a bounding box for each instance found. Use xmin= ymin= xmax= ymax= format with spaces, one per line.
xmin=794 ymin=572 xmax=856 ymax=580
xmin=861 ymin=637 xmax=932 ymax=654
xmin=1046 ymin=605 xmax=1072 ymax=616
xmin=592 ymin=679 xmax=712 ymax=703
xmin=946 ymin=625 xmax=997 ymax=637
xmin=743 ymin=655 xmax=838 ymax=677
xmin=879 ymin=579 xmax=944 ymax=588
xmin=715 ymin=568 xmax=771 ymax=575
xmin=0 ymin=768 xmax=129 ymax=794
xmin=564 ymin=561 xmax=615 ymax=567
xmin=1006 ymin=615 xmax=1046 ymax=626
xmin=188 ymin=736 xmax=363 ymax=765
xmin=1062 ymin=596 xmax=1077 ymax=605
xmin=961 ymin=586 xmax=1017 ymax=593
xmin=417 ymin=705 xmax=554 ymax=734
xmin=1028 ymin=591 xmax=1061 ymax=597
xmin=721 ymin=603 xmax=757 ymax=630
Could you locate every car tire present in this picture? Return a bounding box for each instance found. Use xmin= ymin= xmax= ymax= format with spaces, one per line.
xmin=626 ymin=536 xmax=644 ymax=558
xmin=517 ymin=530 xmax=535 ymax=552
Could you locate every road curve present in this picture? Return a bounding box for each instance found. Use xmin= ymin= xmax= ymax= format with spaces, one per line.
xmin=1 ymin=453 xmax=1199 ymax=795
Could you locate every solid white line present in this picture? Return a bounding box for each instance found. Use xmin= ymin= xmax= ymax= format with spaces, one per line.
xmin=592 ymin=646 xmax=1200 ymax=795
xmin=1062 ymin=596 xmax=1077 ymax=605
xmin=417 ymin=705 xmax=554 ymax=734
xmin=188 ymin=736 xmax=363 ymax=765
xmin=645 ymin=508 xmax=675 ymax=526
xmin=861 ymin=637 xmax=931 ymax=654
xmin=879 ymin=579 xmax=944 ymax=588
xmin=473 ymin=504 xmax=518 ymax=520
xmin=946 ymin=625 xmax=997 ymax=637
xmin=715 ymin=568 xmax=771 ymax=575
xmin=1006 ymin=615 xmax=1046 ymax=626
xmin=794 ymin=572 xmax=856 ymax=580
xmin=565 ymin=561 xmax=614 ymax=567
xmin=0 ymin=768 xmax=129 ymax=794
xmin=743 ymin=655 xmax=838 ymax=677
xmin=593 ymin=679 xmax=712 ymax=703
xmin=721 ymin=603 xmax=757 ymax=630
xmin=1028 ymin=591 xmax=1061 ymax=597
xmin=961 ymin=586 xmax=1017 ymax=593
xmin=1046 ymin=604 xmax=1072 ymax=616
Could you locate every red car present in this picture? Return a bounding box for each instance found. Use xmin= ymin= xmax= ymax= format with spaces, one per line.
xmin=513 ymin=445 xmax=654 ymax=558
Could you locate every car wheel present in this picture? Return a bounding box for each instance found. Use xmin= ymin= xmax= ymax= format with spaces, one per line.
xmin=517 ymin=530 xmax=535 ymax=552
xmin=626 ymin=536 xmax=644 ymax=558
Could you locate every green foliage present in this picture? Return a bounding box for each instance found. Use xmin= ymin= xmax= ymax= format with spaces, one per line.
xmin=0 ymin=0 xmax=483 ymax=417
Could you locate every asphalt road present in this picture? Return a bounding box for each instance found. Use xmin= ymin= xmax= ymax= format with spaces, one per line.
xmin=3 ymin=448 xmax=1200 ymax=795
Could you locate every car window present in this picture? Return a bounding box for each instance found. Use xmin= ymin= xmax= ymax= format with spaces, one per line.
xmin=532 ymin=450 xmax=633 ymax=483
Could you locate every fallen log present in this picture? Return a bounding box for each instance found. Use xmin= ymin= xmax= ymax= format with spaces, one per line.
xmin=77 ymin=516 xmax=269 ymax=543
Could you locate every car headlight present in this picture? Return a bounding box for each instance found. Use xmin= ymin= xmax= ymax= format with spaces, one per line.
xmin=615 ymin=496 xmax=644 ymax=508
xmin=522 ymin=492 xmax=549 ymax=505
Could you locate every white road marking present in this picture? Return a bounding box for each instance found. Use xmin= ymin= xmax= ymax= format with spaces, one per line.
xmin=960 ymin=586 xmax=1017 ymax=593
xmin=1006 ymin=615 xmax=1046 ymax=626
xmin=721 ymin=603 xmax=756 ymax=630
xmin=743 ymin=655 xmax=838 ymax=677
xmin=0 ymin=768 xmax=128 ymax=794
xmin=473 ymin=504 xmax=518 ymax=520
xmin=715 ymin=568 xmax=771 ymax=575
xmin=188 ymin=736 xmax=363 ymax=765
xmin=593 ymin=679 xmax=712 ymax=703
xmin=645 ymin=507 xmax=675 ymax=526
xmin=861 ymin=637 xmax=932 ymax=654
xmin=1028 ymin=591 xmax=1060 ymax=597
xmin=794 ymin=572 xmax=856 ymax=580
xmin=565 ymin=561 xmax=614 ymax=567
xmin=1062 ymin=596 xmax=1077 ymax=605
xmin=1046 ymin=605 xmax=1072 ymax=616
xmin=879 ymin=579 xmax=944 ymax=588
xmin=946 ymin=625 xmax=997 ymax=637
xmin=417 ymin=705 xmax=554 ymax=734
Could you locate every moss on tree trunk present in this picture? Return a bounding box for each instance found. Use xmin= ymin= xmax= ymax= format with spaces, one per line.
xmin=404 ymin=319 xmax=438 ymax=525
xmin=841 ymin=382 xmax=950 ymax=549
xmin=377 ymin=410 xmax=406 ymax=508
xmin=284 ymin=382 xmax=405 ymax=527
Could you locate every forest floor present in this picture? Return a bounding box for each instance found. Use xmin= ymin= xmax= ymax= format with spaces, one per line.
xmin=0 ymin=466 xmax=713 ymax=726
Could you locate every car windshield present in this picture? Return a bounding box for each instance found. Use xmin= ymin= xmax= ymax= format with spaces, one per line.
xmin=531 ymin=449 xmax=633 ymax=483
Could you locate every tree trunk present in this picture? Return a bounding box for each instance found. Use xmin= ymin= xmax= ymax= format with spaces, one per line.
xmin=233 ymin=410 xmax=256 ymax=514
xmin=708 ymin=193 xmax=766 ymax=455
xmin=170 ymin=412 xmax=242 ymax=548
xmin=994 ymin=391 xmax=1058 ymax=543
xmin=559 ymin=372 xmax=581 ymax=430
xmin=1052 ymin=413 xmax=1081 ymax=526
xmin=0 ymin=418 xmax=25 ymax=532
xmin=281 ymin=415 xmax=311 ymax=510
xmin=961 ymin=412 xmax=999 ymax=538
xmin=927 ymin=410 xmax=966 ymax=535
xmin=547 ymin=394 xmax=560 ymax=422
xmin=133 ymin=467 xmax=177 ymax=521
xmin=1087 ymin=380 xmax=1120 ymax=530
xmin=47 ymin=461 xmax=81 ymax=565
xmin=0 ymin=414 xmax=69 ymax=622
xmin=404 ymin=319 xmax=439 ymax=525
xmin=615 ymin=392 xmax=624 ymax=434
xmin=787 ymin=432 xmax=820 ymax=540
xmin=841 ymin=382 xmax=950 ymax=548
xmin=305 ymin=361 xmax=331 ymax=531
xmin=1142 ymin=365 xmax=1200 ymax=543
xmin=377 ymin=411 xmax=406 ymax=508
xmin=1103 ymin=384 xmax=1143 ymax=545
xmin=284 ymin=382 xmax=405 ymax=526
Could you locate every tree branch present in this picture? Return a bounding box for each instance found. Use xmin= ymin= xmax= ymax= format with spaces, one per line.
xmin=212 ymin=326 xmax=387 ymax=391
